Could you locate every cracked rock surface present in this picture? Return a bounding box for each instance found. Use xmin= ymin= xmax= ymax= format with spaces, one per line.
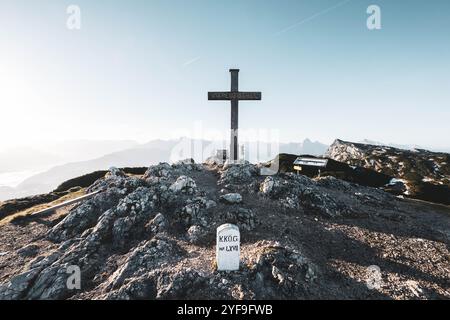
xmin=0 ymin=160 xmax=449 ymax=300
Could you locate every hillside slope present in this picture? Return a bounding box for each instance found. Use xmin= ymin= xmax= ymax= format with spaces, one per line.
xmin=326 ymin=140 xmax=450 ymax=205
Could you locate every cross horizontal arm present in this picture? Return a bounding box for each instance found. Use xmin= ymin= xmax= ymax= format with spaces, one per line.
xmin=208 ymin=92 xmax=262 ymax=101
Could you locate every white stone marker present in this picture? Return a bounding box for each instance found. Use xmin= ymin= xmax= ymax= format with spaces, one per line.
xmin=216 ymin=224 xmax=240 ymax=271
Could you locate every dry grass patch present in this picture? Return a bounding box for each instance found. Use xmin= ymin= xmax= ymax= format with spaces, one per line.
xmin=0 ymin=188 xmax=86 ymax=226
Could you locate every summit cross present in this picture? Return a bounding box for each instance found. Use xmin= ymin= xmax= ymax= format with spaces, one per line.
xmin=208 ymin=69 xmax=262 ymax=161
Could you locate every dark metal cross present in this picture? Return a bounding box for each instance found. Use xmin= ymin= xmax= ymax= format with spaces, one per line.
xmin=208 ymin=69 xmax=262 ymax=161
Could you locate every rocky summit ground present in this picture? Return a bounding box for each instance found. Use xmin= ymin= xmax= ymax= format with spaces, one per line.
xmin=0 ymin=159 xmax=449 ymax=300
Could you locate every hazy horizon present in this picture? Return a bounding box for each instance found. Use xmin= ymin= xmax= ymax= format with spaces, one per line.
xmin=1 ymin=136 xmax=449 ymax=154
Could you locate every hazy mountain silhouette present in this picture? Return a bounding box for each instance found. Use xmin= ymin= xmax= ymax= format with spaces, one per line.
xmin=0 ymin=140 xmax=138 ymax=174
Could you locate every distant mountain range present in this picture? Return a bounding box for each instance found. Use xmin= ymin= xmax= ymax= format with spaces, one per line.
xmin=0 ymin=138 xmax=328 ymax=201
xmin=0 ymin=140 xmax=138 ymax=174
xmin=358 ymin=139 xmax=450 ymax=153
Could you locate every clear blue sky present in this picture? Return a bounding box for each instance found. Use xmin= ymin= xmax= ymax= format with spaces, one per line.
xmin=1 ymin=0 xmax=449 ymax=149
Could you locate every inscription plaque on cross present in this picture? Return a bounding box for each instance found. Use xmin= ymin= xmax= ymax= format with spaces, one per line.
xmin=208 ymin=69 xmax=262 ymax=162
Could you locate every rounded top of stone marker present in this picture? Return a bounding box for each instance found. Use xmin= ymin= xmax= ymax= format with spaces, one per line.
xmin=229 ymin=69 xmax=240 ymax=73
xmin=217 ymin=223 xmax=239 ymax=233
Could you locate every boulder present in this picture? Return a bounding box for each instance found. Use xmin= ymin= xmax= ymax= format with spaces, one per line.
xmin=180 ymin=197 xmax=210 ymax=227
xmin=108 ymin=167 xmax=126 ymax=178
xmin=218 ymin=163 xmax=258 ymax=185
xmin=146 ymin=213 xmax=168 ymax=235
xmin=17 ymin=244 xmax=40 ymax=258
xmin=221 ymin=208 xmax=256 ymax=231
xmin=260 ymin=176 xmax=278 ymax=194
xmin=187 ymin=225 xmax=205 ymax=244
xmin=219 ymin=193 xmax=243 ymax=204
xmin=169 ymin=176 xmax=197 ymax=194
xmin=300 ymin=188 xmax=351 ymax=218
xmin=143 ymin=162 xmax=172 ymax=180
xmin=250 ymin=241 xmax=318 ymax=299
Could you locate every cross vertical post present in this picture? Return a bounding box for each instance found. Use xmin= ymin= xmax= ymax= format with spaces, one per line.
xmin=230 ymin=69 xmax=239 ymax=161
